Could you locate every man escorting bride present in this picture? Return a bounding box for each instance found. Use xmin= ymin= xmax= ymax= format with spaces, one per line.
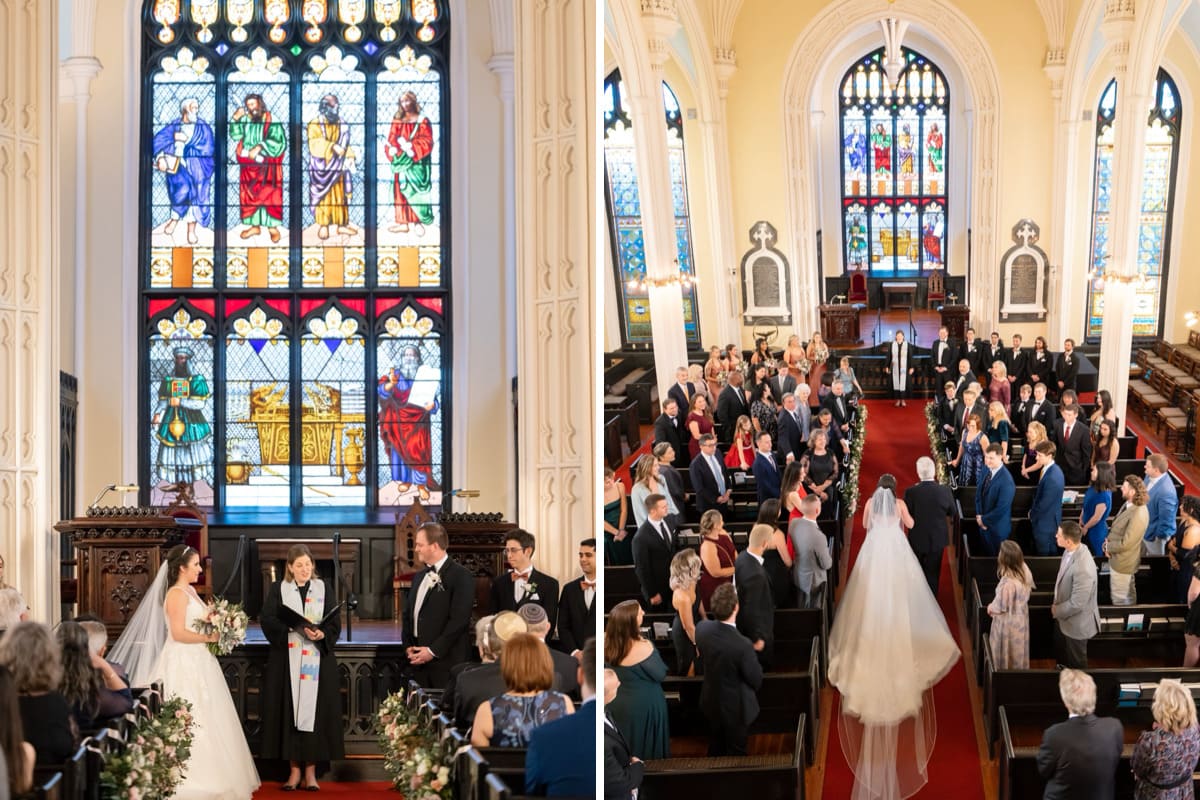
xmin=110 ymin=545 xmax=261 ymax=799
xmin=829 ymin=474 xmax=961 ymax=800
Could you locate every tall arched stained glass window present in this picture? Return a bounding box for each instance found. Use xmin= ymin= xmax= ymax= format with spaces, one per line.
xmin=140 ymin=0 xmax=451 ymax=512
xmin=1085 ymin=70 xmax=1180 ymax=341
xmin=603 ymin=70 xmax=701 ymax=348
xmin=839 ymin=48 xmax=948 ymax=277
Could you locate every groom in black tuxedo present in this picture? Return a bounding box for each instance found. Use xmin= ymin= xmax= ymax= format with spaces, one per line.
xmin=904 ymin=457 xmax=957 ymax=596
xmin=402 ymin=522 xmax=475 ymax=687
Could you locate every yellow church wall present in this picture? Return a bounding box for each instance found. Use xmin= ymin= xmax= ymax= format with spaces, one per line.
xmin=69 ymin=0 xmax=514 ymax=517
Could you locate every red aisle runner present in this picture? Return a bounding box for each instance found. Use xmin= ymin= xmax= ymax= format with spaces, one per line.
xmin=253 ymin=782 xmax=395 ymax=798
xmin=820 ymin=401 xmax=986 ymax=799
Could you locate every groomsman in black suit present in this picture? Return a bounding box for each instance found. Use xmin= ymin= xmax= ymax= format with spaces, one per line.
xmin=653 ymin=398 xmax=688 ymax=468
xmin=1011 ymin=383 xmax=1034 ymax=439
xmin=490 ymin=529 xmax=560 ymax=632
xmin=716 ymin=371 xmax=750 ymax=446
xmin=695 ymin=584 xmax=763 ymax=756
xmin=402 ymin=522 xmax=476 ymax=687
xmin=985 ymin=331 xmax=1006 ymax=376
xmin=931 ymin=326 xmax=956 ymax=382
xmin=734 ymin=524 xmax=776 ymax=667
xmin=603 ymin=668 xmax=644 ymax=800
xmin=666 ymin=366 xmax=695 ymax=415
xmin=632 ymin=494 xmax=676 ymax=612
xmin=1006 ymin=334 xmax=1029 ymax=388
xmin=960 ymin=327 xmax=984 ymax=376
xmin=1056 ymin=339 xmax=1080 ymax=396
xmin=556 ymin=539 xmax=596 ymax=657
xmin=952 ymin=358 xmax=977 ymax=400
xmin=936 ymin=381 xmax=960 ymax=440
xmin=1027 ymin=382 xmax=1057 ymax=431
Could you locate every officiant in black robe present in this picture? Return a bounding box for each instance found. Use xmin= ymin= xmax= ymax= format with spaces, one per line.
xmin=259 ymin=544 xmax=344 ymax=790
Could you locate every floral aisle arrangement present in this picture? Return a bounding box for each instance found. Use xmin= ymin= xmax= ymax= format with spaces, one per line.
xmin=842 ymin=403 xmax=868 ymax=514
xmin=924 ymin=402 xmax=952 ymax=484
xmin=376 ymin=692 xmax=454 ymax=800
xmin=192 ymin=597 xmax=249 ymax=656
xmin=100 ymin=696 xmax=195 ymax=799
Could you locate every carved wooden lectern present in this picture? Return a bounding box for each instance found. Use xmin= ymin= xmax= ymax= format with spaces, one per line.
xmin=819 ymin=304 xmax=864 ymax=347
xmin=939 ymin=304 xmax=971 ymax=340
xmin=54 ymin=508 xmax=199 ymax=637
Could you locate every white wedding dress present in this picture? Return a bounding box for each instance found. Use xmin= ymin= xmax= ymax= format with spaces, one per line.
xmin=828 ymin=488 xmax=961 ymax=800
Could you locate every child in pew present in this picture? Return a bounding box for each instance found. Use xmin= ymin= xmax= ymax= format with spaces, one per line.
xmin=987 ymin=541 xmax=1034 ymax=669
xmin=1131 ymin=679 xmax=1200 ymax=800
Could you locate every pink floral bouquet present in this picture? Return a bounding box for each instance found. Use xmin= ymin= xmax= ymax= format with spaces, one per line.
xmin=192 ymin=597 xmax=249 ymax=655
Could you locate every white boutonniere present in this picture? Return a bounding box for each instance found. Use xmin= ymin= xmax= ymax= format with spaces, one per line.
xmin=524 ymin=581 xmax=539 ymax=600
xmin=426 ymin=571 xmax=444 ymax=591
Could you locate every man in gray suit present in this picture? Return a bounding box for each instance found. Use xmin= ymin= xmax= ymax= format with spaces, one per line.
xmin=788 ymin=495 xmax=832 ymax=608
xmin=1051 ymin=521 xmax=1099 ymax=669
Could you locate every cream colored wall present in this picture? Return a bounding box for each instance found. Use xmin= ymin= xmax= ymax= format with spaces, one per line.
xmin=719 ymin=0 xmax=1055 ymax=341
xmin=70 ymin=1 xmax=515 ymax=521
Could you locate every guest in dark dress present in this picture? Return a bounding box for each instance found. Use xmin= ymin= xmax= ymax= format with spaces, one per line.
xmin=470 ymin=633 xmax=572 ymax=748
xmin=0 ymin=622 xmax=75 ymax=766
xmin=799 ymin=430 xmax=840 ymax=503
xmin=1092 ymin=419 xmax=1120 ymax=467
xmin=669 ymin=550 xmax=704 ymax=676
xmin=686 ymin=394 xmax=715 ymax=461
xmin=55 ymin=621 xmax=132 ymax=731
xmin=1021 ymin=421 xmax=1049 ymax=484
xmin=1170 ymin=496 xmax=1200 ymax=606
xmin=750 ymin=382 xmax=779 ymax=446
xmin=604 ymin=600 xmax=670 ymax=760
xmin=603 ymin=466 xmax=632 ymax=566
xmin=259 ymin=544 xmax=344 ymax=790
xmin=697 ymin=510 xmax=736 ymax=611
xmin=1132 ymin=678 xmax=1200 ymax=800
xmin=757 ymin=499 xmax=795 ymax=609
xmin=985 ymin=402 xmax=1011 ymax=461
xmin=949 ymin=414 xmax=988 ymax=487
xmin=1183 ymin=556 xmax=1200 ymax=668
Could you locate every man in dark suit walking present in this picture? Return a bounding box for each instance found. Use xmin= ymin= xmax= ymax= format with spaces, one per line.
xmin=556 ymin=539 xmax=596 ymax=657
xmin=653 ymin=397 xmax=688 ymax=468
xmin=976 ymin=444 xmax=1015 ymax=556
xmin=689 ymin=433 xmax=731 ymax=517
xmin=695 ymin=584 xmax=763 ymax=756
xmin=1036 ymin=668 xmax=1123 ymax=800
xmin=632 ymin=494 xmax=675 ymax=612
xmin=489 ymin=529 xmax=560 ymax=632
xmin=525 ymin=638 xmax=597 ymax=797
xmin=603 ymin=667 xmax=643 ymax=800
xmin=1055 ymin=339 xmax=1080 ymax=396
xmin=715 ymin=370 xmax=749 ymax=446
xmin=1031 ymin=441 xmax=1066 ymax=555
xmin=734 ymin=524 xmax=776 ymax=667
xmin=1053 ymin=405 xmax=1093 ymax=486
xmin=905 ymin=457 xmax=956 ymax=596
xmin=751 ymin=432 xmax=782 ymax=505
xmin=666 ymin=366 xmax=694 ymax=416
xmin=402 ymin=522 xmax=476 ymax=687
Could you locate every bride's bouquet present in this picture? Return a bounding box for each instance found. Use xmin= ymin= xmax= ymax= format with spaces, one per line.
xmin=192 ymin=598 xmax=249 ymax=655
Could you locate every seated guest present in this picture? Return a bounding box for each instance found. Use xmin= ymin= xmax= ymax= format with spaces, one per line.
xmin=697 ymin=510 xmax=736 ymax=611
xmin=789 ymin=494 xmax=832 ymax=609
xmin=632 ymin=494 xmax=676 ymax=613
xmin=1030 ymin=441 xmax=1065 ymax=556
xmin=1037 ymin=669 xmax=1123 ymax=799
xmin=441 ymin=614 xmax=496 ymax=721
xmin=689 ymin=433 xmax=731 ymax=517
xmin=470 ymin=633 xmax=573 ymax=748
xmin=800 ymin=429 xmax=839 ymax=503
xmin=1105 ymin=476 xmax=1149 ymax=606
xmin=987 ymin=541 xmax=1034 ymax=670
xmin=668 ymin=549 xmax=703 ymax=676
xmin=751 ymin=431 xmax=782 ymax=505
xmin=516 ymin=604 xmax=580 ymax=698
xmin=695 ymin=584 xmax=763 ymax=757
xmin=56 ymin=621 xmax=132 ymax=731
xmin=75 ymin=617 xmax=128 ymax=684
xmin=604 ymin=600 xmax=670 ymax=760
xmin=814 ymin=407 xmax=847 ymax=456
xmin=1132 ymin=678 xmax=1200 ymax=799
xmin=0 ymin=665 xmax=34 ymax=796
xmin=556 ymin=539 xmax=596 ymax=658
xmin=490 ymin=530 xmax=559 ymax=632
xmin=602 ymin=668 xmax=643 ymax=800
xmin=735 ymin=525 xmax=776 ymax=668
xmin=0 ymin=622 xmax=75 ymax=765
xmin=0 ymin=589 xmax=27 ymax=636
xmin=525 ymin=638 xmax=597 ymax=797
xmin=447 ymin=613 xmax=526 ymax=731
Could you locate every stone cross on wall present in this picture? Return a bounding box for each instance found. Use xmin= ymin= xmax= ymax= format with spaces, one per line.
xmin=1012 ymin=219 xmax=1040 ymax=247
xmin=752 ymin=221 xmax=776 ymax=249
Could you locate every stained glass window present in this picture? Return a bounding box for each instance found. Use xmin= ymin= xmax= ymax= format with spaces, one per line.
xmin=839 ymin=48 xmax=948 ymax=276
xmin=1085 ymin=70 xmax=1180 ymax=341
xmin=140 ymin=1 xmax=450 ymax=512
xmin=603 ymin=70 xmax=701 ymax=348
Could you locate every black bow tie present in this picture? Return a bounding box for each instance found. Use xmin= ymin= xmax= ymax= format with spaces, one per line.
xmin=426 ymin=565 xmax=439 ymax=574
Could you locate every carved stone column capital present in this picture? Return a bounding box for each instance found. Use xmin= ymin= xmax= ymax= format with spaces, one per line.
xmin=59 ymin=56 xmax=103 ymax=104
xmin=641 ymin=0 xmax=680 ymax=70
xmin=714 ymin=48 xmax=737 ymax=98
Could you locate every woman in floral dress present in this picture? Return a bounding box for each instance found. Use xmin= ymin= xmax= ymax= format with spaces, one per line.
xmin=1132 ymin=679 xmax=1200 ymax=800
xmin=986 ymin=540 xmax=1033 ymax=669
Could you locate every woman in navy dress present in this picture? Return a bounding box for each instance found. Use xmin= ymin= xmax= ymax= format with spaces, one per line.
xmin=605 ymin=600 xmax=670 ymax=759
xmin=949 ymin=414 xmax=989 ymax=486
xmin=470 ymin=633 xmax=572 ymax=748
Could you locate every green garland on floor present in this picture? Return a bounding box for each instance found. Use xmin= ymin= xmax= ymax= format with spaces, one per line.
xmin=924 ymin=401 xmax=952 ymax=484
xmin=842 ymin=403 xmax=868 ymax=514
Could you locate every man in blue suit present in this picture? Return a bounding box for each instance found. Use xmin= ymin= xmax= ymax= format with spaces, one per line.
xmin=975 ymin=443 xmax=1015 ymax=556
xmin=1030 ymin=440 xmax=1065 ymax=555
xmin=751 ymin=432 xmax=782 ymax=505
xmin=1144 ymin=453 xmax=1179 ymax=555
xmin=525 ymin=637 xmax=596 ymax=796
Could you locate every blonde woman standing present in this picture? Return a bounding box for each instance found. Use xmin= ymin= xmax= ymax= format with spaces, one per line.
xmin=669 ymin=550 xmax=704 ymax=676
xmin=1132 ymin=679 xmax=1200 ymax=799
xmin=986 ymin=541 xmax=1034 ymax=669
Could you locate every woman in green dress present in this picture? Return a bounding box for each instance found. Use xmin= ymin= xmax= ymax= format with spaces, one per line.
xmin=604 ymin=600 xmax=670 ymax=759
xmin=603 ymin=466 xmax=632 ymax=565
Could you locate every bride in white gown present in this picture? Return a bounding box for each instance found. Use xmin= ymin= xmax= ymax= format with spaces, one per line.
xmin=110 ymin=545 xmax=260 ymax=800
xmin=828 ymin=475 xmax=961 ymax=800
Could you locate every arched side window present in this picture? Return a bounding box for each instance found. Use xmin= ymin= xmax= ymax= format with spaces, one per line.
xmin=1085 ymin=70 xmax=1180 ymax=341
xmin=839 ymin=48 xmax=948 ymax=277
xmin=603 ymin=69 xmax=701 ymax=348
xmin=140 ymin=0 xmax=450 ymax=513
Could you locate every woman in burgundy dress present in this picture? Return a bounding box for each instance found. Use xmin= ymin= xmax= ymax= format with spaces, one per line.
xmin=686 ymin=394 xmax=715 ymax=461
xmin=697 ymin=510 xmax=736 ymax=610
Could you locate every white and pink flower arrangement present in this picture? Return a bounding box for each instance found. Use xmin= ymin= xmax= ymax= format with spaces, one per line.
xmin=375 ymin=692 xmax=455 ymax=800
xmin=192 ymin=597 xmax=249 ymax=655
xmin=101 ymin=696 xmax=195 ymax=798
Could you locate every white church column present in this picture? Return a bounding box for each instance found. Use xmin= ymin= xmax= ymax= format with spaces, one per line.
xmin=514 ymin=0 xmax=595 ymax=582
xmin=0 ymin=0 xmax=61 ymax=617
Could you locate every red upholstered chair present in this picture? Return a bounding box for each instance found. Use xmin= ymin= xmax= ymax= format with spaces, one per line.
xmin=161 ymin=484 xmax=212 ymax=601
xmin=848 ymin=271 xmax=868 ymax=304
xmin=927 ymin=268 xmax=946 ymax=306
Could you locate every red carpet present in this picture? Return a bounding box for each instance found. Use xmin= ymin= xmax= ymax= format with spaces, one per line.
xmin=821 ymin=400 xmax=986 ymax=799
xmin=253 ymin=782 xmax=395 ymax=798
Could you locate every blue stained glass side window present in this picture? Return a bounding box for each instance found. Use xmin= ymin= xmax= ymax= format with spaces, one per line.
xmin=603 ymin=69 xmax=701 ymax=347
xmin=1085 ymin=70 xmax=1180 ymax=341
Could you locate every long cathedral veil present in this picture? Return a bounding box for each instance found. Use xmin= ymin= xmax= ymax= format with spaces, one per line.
xmin=107 ymin=563 xmax=169 ymax=688
xmin=829 ymin=486 xmax=961 ymax=799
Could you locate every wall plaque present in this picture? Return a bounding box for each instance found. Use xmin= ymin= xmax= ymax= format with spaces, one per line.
xmin=999 ymin=219 xmax=1048 ymax=322
xmin=741 ymin=221 xmax=792 ymax=325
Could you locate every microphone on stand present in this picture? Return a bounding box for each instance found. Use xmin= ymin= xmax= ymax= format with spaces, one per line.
xmin=88 ymin=483 xmax=140 ymax=512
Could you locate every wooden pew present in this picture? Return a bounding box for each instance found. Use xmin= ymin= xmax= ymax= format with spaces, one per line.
xmin=641 ymin=713 xmax=806 ymax=800
xmin=455 ymin=746 xmax=489 ymax=800
xmin=483 ymin=772 xmax=512 ymax=800
xmin=33 ymin=771 xmax=63 ymax=800
xmin=476 ymin=747 xmax=525 ymax=799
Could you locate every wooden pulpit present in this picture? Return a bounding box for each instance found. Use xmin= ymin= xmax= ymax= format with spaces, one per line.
xmin=819 ymin=304 xmax=864 ymax=347
xmin=939 ymin=304 xmax=971 ymax=340
xmin=54 ymin=508 xmax=198 ymax=637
